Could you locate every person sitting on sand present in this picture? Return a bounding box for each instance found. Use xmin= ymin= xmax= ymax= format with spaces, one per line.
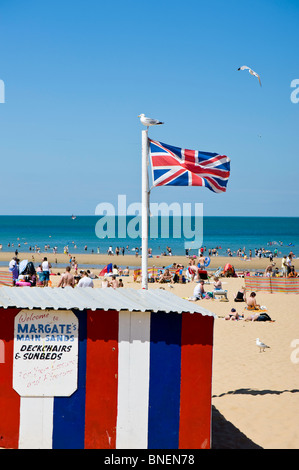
xmin=110 ymin=275 xmax=119 ymax=288
xmin=86 ymin=269 xmax=96 ymax=279
xmin=234 ymin=287 xmax=246 ymax=302
xmin=101 ymin=277 xmax=110 ymax=288
xmin=272 ymin=267 xmax=280 ymax=277
xmin=246 ymin=291 xmax=260 ymax=310
xmin=288 ymin=266 xmax=298 ymax=278
xmin=213 ymin=276 xmax=222 ymax=290
xmin=158 ymin=268 xmax=173 ymax=283
xmin=112 ymin=265 xmax=119 ymax=275
xmin=189 ymin=281 xmax=206 ymax=301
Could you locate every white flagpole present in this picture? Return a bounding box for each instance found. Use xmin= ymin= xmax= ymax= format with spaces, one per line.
xmin=141 ymin=129 xmax=149 ymax=289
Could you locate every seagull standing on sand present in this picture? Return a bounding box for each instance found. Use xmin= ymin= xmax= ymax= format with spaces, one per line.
xmin=238 ymin=65 xmax=262 ymax=86
xmin=256 ymin=338 xmax=270 ymax=352
xmin=138 ymin=114 xmax=164 ymax=130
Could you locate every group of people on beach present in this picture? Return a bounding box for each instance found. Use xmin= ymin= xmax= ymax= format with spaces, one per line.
xmin=224 ymin=290 xmax=272 ymax=322
xmin=57 ymin=263 xmax=127 ymax=289
xmin=9 ymin=256 xmax=52 ymax=287
xmin=262 ymin=253 xmax=297 ymax=278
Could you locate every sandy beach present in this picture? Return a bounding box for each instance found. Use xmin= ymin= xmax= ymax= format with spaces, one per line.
xmin=1 ymin=252 xmax=299 ymax=449
xmin=1 ymin=250 xmax=298 ymax=272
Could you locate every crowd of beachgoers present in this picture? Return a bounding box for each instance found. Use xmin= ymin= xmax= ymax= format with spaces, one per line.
xmin=6 ymin=242 xmax=297 ymax=291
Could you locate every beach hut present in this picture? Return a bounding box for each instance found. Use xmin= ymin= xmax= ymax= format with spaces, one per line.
xmin=0 ymin=287 xmax=216 ymax=449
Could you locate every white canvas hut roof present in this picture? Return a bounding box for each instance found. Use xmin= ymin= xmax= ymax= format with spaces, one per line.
xmin=0 ymin=287 xmax=216 ymax=317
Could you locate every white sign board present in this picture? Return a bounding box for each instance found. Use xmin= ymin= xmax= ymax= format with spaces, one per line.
xmin=13 ymin=309 xmax=78 ymax=397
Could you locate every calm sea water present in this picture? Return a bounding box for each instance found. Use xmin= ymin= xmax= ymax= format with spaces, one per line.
xmin=0 ymin=216 xmax=298 ymax=257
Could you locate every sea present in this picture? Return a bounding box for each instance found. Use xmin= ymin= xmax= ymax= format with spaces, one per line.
xmin=0 ymin=216 xmax=298 ymax=261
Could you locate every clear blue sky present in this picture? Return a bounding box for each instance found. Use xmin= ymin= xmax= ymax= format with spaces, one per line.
xmin=0 ymin=0 xmax=298 ymax=216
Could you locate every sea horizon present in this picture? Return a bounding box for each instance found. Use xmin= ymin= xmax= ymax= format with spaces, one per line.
xmin=0 ymin=215 xmax=298 ymax=257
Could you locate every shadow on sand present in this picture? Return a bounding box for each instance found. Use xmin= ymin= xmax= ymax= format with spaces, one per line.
xmin=211 ymin=406 xmax=263 ymax=449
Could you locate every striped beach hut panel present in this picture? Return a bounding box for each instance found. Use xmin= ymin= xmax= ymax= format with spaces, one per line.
xmin=0 ymin=287 xmax=216 ymax=449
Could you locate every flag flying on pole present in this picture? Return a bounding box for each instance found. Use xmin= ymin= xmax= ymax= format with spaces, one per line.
xmin=149 ymin=139 xmax=230 ymax=193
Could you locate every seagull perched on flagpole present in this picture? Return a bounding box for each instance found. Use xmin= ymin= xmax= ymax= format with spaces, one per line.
xmin=238 ymin=65 xmax=262 ymax=86
xmin=256 ymin=338 xmax=270 ymax=352
xmin=138 ymin=114 xmax=164 ymax=130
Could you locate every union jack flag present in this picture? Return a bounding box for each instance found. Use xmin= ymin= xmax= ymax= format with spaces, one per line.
xmin=149 ymin=139 xmax=230 ymax=193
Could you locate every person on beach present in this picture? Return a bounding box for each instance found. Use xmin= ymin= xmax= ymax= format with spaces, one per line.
xmin=158 ymin=268 xmax=173 ymax=283
xmin=41 ymin=257 xmax=51 ymax=287
xmin=188 ymin=259 xmax=199 ymax=281
xmin=101 ymin=277 xmax=110 ymax=288
xmin=213 ymin=276 xmax=222 ymax=290
xmin=189 ymin=280 xmax=206 ymax=300
xmin=225 ymin=308 xmax=243 ymax=321
xmin=245 ymin=292 xmax=260 ymax=310
xmin=86 ymin=269 xmax=96 ymax=279
xmin=110 ymin=275 xmax=119 ymax=288
xmin=9 ymin=256 xmax=19 ymax=285
xmin=77 ymin=271 xmax=94 ymax=288
xmin=234 ymin=287 xmax=246 ymax=302
xmin=112 ymin=265 xmax=119 ymax=275
xmin=245 ymin=311 xmax=273 ymax=322
xmin=286 ymin=254 xmax=293 ymax=276
xmin=74 ymin=260 xmax=78 ymax=275
xmin=198 ymin=254 xmax=205 ymax=268
xmin=264 ymin=263 xmax=275 ymax=277
xmin=288 ymin=266 xmax=298 ymax=277
xmin=58 ymin=266 xmax=75 ymax=288
xmin=281 ymin=256 xmax=288 ymax=277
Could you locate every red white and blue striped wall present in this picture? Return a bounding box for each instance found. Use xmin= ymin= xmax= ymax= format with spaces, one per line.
xmin=0 ymin=307 xmax=214 ymax=449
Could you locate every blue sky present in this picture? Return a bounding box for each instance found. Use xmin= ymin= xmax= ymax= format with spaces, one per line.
xmin=0 ymin=0 xmax=298 ymax=216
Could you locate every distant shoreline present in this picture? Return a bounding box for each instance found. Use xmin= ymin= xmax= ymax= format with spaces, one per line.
xmin=0 ymin=251 xmax=297 ymax=271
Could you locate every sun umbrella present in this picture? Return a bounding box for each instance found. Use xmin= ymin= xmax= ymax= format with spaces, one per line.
xmin=19 ymin=259 xmax=28 ymax=274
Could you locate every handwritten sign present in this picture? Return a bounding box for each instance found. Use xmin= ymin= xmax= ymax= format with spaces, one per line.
xmin=13 ymin=310 xmax=78 ymax=397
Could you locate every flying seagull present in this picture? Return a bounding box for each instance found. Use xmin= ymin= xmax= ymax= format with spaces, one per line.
xmin=138 ymin=114 xmax=164 ymax=130
xmin=256 ymin=338 xmax=270 ymax=352
xmin=238 ymin=65 xmax=261 ymax=86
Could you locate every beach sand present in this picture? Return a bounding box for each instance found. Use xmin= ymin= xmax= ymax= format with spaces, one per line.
xmin=1 ymin=252 xmax=299 ymax=449
xmin=1 ymin=250 xmax=298 ymax=271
